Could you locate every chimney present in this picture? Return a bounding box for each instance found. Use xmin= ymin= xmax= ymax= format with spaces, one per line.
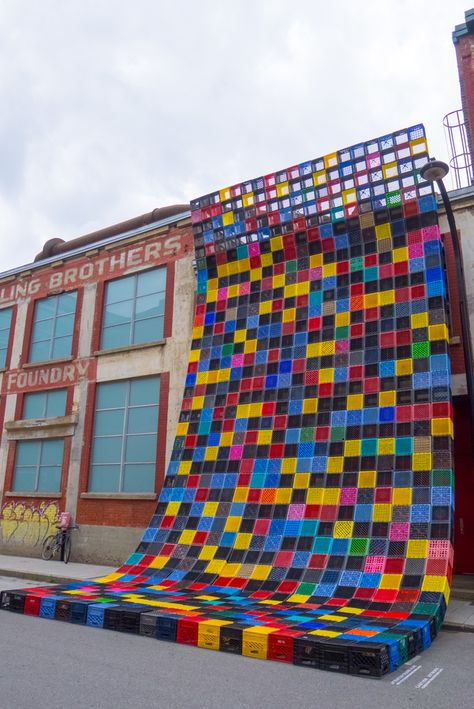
xmin=453 ymin=9 xmax=474 ymax=167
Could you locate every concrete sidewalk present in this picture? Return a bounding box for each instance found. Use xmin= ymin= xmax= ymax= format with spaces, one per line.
xmin=0 ymin=553 xmax=473 ymax=632
xmin=0 ymin=553 xmax=115 ymax=584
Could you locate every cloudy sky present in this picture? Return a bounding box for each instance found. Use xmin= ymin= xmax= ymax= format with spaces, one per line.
xmin=0 ymin=0 xmax=470 ymax=271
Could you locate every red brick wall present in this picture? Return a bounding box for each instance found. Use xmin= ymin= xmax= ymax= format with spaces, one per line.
xmin=455 ymin=32 xmax=474 ymax=164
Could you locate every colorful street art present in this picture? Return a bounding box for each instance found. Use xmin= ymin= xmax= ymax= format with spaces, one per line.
xmin=0 ymin=501 xmax=59 ymax=547
xmin=1 ymin=125 xmax=453 ymax=677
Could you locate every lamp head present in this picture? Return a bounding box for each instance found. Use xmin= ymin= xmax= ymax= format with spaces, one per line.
xmin=420 ymin=159 xmax=450 ymax=183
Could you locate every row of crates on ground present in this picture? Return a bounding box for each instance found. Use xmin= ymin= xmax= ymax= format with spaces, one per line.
xmin=1 ymin=588 xmax=445 ymax=678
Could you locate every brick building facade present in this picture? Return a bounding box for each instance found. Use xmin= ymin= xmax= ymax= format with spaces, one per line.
xmin=0 ymin=206 xmax=195 ymax=564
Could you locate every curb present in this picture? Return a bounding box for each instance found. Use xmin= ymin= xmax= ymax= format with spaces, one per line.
xmin=0 ymin=568 xmax=87 ymax=586
xmin=443 ymin=621 xmax=474 ymax=633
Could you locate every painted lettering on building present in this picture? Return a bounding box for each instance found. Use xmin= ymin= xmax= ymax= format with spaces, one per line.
xmin=0 ymin=231 xmax=191 ymax=306
xmin=3 ymin=358 xmax=96 ymax=393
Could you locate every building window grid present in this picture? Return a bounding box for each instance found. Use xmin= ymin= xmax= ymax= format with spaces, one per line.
xmin=12 ymin=439 xmax=64 ymax=493
xmin=0 ymin=307 xmax=13 ymax=368
xmin=23 ymin=389 xmax=67 ymax=420
xmin=30 ymin=292 xmax=77 ymax=363
xmin=90 ymin=378 xmax=159 ymax=493
xmin=101 ymin=267 xmax=166 ymax=350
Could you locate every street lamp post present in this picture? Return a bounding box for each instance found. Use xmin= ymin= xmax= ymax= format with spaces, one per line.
xmin=420 ymin=159 xmax=474 ymax=444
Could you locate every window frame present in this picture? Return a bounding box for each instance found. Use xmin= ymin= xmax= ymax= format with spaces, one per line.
xmin=12 ymin=438 xmax=65 ymax=493
xmin=0 ymin=306 xmax=13 ymax=368
xmin=88 ymin=376 xmax=160 ymax=493
xmin=29 ymin=291 xmax=78 ymax=363
xmin=22 ymin=389 xmax=68 ymax=420
xmin=100 ymin=266 xmax=167 ymax=351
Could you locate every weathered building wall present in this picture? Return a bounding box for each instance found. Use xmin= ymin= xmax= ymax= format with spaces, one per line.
xmin=438 ymin=188 xmax=474 ymax=395
xmin=0 ymin=213 xmax=195 ymax=563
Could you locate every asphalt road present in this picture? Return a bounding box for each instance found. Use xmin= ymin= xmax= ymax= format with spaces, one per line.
xmin=0 ymin=576 xmax=473 ymax=709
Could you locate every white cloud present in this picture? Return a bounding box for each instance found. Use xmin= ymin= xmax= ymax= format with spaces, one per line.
xmin=0 ymin=0 xmax=469 ymax=270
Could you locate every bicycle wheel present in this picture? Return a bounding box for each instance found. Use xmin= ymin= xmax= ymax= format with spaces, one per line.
xmin=42 ymin=535 xmax=58 ymax=561
xmin=63 ymin=533 xmax=72 ymax=564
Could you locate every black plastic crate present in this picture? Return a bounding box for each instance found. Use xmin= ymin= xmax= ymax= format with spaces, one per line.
xmin=1 ymin=590 xmax=27 ymax=613
xmin=414 ymin=628 xmax=424 ymax=653
xmin=220 ymin=624 xmax=243 ymax=655
xmin=156 ymin=615 xmax=178 ymax=642
xmin=119 ymin=608 xmax=145 ymax=634
xmin=70 ymin=601 xmax=90 ymax=625
xmin=104 ymin=606 xmax=123 ymax=631
xmin=349 ymin=642 xmax=390 ymax=678
xmin=319 ymin=639 xmax=351 ymax=674
xmin=293 ymin=635 xmax=321 ymax=669
xmin=55 ymin=600 xmax=72 ymax=622
xmin=139 ymin=610 xmax=161 ymax=638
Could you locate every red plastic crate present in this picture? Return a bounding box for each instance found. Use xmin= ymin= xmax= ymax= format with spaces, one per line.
xmin=268 ymin=630 xmax=301 ymax=663
xmin=24 ymin=595 xmax=41 ymax=616
xmin=176 ymin=618 xmax=204 ymax=646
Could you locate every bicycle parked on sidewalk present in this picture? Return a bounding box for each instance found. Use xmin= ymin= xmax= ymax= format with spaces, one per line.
xmin=41 ymin=512 xmax=79 ymax=564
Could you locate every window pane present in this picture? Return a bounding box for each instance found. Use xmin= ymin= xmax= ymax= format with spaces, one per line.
xmin=130 ymin=377 xmax=160 ymax=406
xmin=29 ymin=341 xmax=50 ymax=363
xmin=45 ymin=389 xmax=67 ymax=417
xmin=89 ymin=376 xmax=160 ymax=493
xmin=23 ymin=392 xmax=47 ymax=419
xmin=0 ymin=307 xmax=12 ymax=329
xmin=40 ymin=439 xmax=64 ymax=466
xmin=101 ymin=324 xmax=131 ymax=350
xmin=133 ymin=317 xmax=164 ymax=344
xmin=94 ymin=409 xmax=124 ymax=436
xmin=125 ymin=434 xmax=156 ymax=463
xmin=103 ymin=300 xmax=133 ymax=328
xmin=106 ymin=276 xmax=135 ymax=304
xmin=30 ymin=293 xmax=76 ymax=363
xmin=35 ymin=298 xmax=56 ymax=322
xmin=122 ymin=464 xmax=155 ymax=492
xmin=31 ymin=318 xmax=53 ymax=343
xmin=96 ymin=381 xmax=127 ymax=409
xmin=57 ymin=292 xmax=77 ymax=315
xmin=137 ymin=268 xmax=166 ymax=297
xmin=135 ymin=293 xmax=164 ymax=320
xmin=0 ymin=329 xmax=10 ymax=349
xmin=52 ymin=336 xmax=72 ymax=359
xmin=55 ymin=314 xmax=74 ymax=337
xmin=0 ymin=348 xmax=6 ymax=368
xmin=127 ymin=406 xmax=158 ymax=434
xmin=12 ymin=467 xmax=37 ymax=492
xmin=37 ymin=466 xmax=61 ymax=492
xmin=16 ymin=441 xmax=40 ymax=466
xmin=89 ymin=465 xmax=121 ymax=492
xmin=91 ymin=436 xmax=122 ymax=464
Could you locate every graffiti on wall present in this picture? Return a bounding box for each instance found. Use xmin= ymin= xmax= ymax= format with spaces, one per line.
xmin=0 ymin=501 xmax=59 ymax=546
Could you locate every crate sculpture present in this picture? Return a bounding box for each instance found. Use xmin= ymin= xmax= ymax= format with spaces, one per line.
xmin=1 ymin=125 xmax=454 ymax=677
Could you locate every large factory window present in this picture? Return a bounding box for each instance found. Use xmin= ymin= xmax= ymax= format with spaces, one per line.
xmin=89 ymin=376 xmax=160 ymax=493
xmin=23 ymin=389 xmax=67 ymax=419
xmin=29 ymin=291 xmax=77 ymax=363
xmin=0 ymin=306 xmax=12 ymax=367
xmin=101 ymin=266 xmax=166 ymax=350
xmin=12 ymin=439 xmax=64 ymax=492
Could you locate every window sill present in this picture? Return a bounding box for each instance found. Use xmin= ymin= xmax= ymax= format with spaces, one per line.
xmin=80 ymin=492 xmax=157 ymax=500
xmin=22 ymin=357 xmax=73 ymax=369
xmin=94 ymin=340 xmax=167 ymax=357
xmin=4 ymin=491 xmax=62 ymax=498
xmin=5 ymin=414 xmax=78 ymax=440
